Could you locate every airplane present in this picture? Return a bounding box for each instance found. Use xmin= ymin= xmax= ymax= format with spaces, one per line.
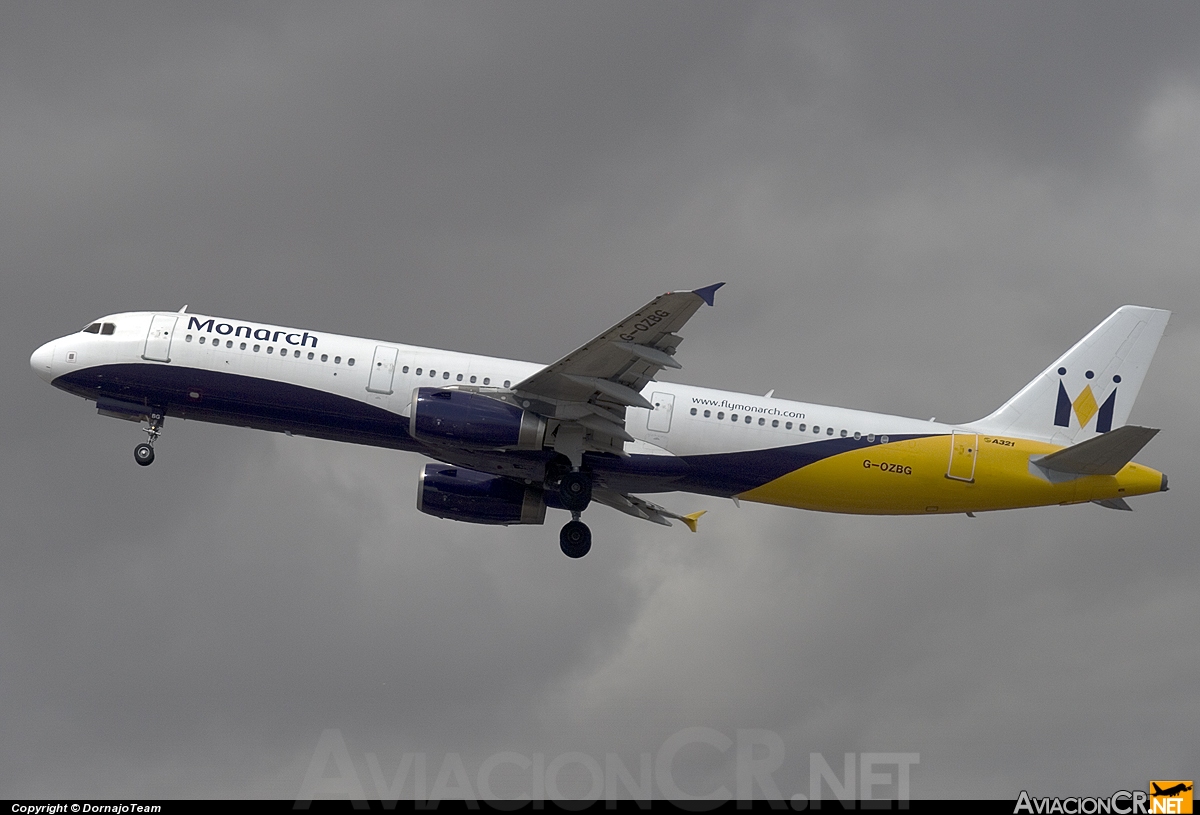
xmin=29 ymin=284 xmax=1170 ymax=558
xmin=1152 ymin=783 xmax=1193 ymax=797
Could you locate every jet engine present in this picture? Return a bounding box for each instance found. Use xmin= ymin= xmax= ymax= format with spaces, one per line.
xmin=417 ymin=464 xmax=547 ymax=526
xmin=409 ymin=388 xmax=546 ymax=450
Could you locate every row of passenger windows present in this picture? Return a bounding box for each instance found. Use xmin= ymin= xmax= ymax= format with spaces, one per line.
xmin=687 ymin=407 xmax=887 ymax=443
xmin=398 ymin=366 xmax=511 ymax=388
xmin=185 ymin=333 xmax=355 ymax=365
xmin=83 ymin=322 xmax=116 ymax=335
xmin=184 ymin=333 xmax=515 ymax=388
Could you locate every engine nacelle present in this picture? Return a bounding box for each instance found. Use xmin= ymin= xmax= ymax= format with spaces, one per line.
xmin=417 ymin=464 xmax=546 ymax=525
xmin=409 ymin=388 xmax=546 ymax=450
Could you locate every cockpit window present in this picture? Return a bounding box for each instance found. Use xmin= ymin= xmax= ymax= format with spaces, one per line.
xmin=83 ymin=323 xmax=101 ymax=334
xmin=100 ymin=323 xmax=115 ymax=335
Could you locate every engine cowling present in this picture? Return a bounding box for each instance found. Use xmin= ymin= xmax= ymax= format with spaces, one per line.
xmin=417 ymin=464 xmax=546 ymax=525
xmin=409 ymin=388 xmax=546 ymax=450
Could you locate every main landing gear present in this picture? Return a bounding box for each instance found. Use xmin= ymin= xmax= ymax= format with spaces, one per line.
xmin=557 ymin=470 xmax=593 ymax=558
xmin=133 ymin=411 xmax=164 ymax=467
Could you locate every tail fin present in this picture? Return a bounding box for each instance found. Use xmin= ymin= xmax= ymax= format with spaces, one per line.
xmin=973 ymin=306 xmax=1170 ymax=444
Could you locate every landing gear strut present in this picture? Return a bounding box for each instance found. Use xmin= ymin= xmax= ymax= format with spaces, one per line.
xmin=557 ymin=469 xmax=593 ymax=558
xmin=133 ymin=411 xmax=164 ymax=467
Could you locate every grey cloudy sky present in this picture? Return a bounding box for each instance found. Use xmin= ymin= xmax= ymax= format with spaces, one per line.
xmin=4 ymin=1 xmax=1198 ymax=801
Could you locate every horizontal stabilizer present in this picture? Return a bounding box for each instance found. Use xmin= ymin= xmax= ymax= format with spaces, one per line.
xmin=1035 ymin=425 xmax=1159 ymax=476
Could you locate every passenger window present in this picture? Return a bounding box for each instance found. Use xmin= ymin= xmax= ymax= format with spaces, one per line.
xmin=443 ymin=371 xmax=450 ymax=379
xmin=185 ymin=335 xmax=193 ymax=342
xmin=797 ymin=424 xmax=805 ymax=431
xmin=813 ymin=426 xmax=820 ymax=433
xmin=853 ymin=431 xmax=861 ymax=440
xmin=827 ymin=427 xmax=834 ymax=435
xmin=880 ymin=435 xmax=889 ymax=444
xmin=308 ymin=352 xmax=314 ymax=360
xmin=840 ymin=429 xmax=847 ymax=437
xmin=402 ymin=365 xmax=408 ymax=372
xmin=240 ymin=342 xmax=247 ymax=350
xmin=83 ymin=323 xmax=101 ymax=334
xmin=758 ymin=418 xmax=765 ymax=426
xmin=415 ymin=368 xmax=421 ymax=375
xmin=772 ymin=420 xmax=779 ymax=428
xmin=335 ymin=356 xmax=342 ymax=364
xmin=483 ymin=377 xmax=490 ymax=385
xmin=717 ymin=412 xmax=724 ymax=419
xmin=867 ymin=434 xmax=875 ymax=442
xmin=745 ymin=416 xmax=752 ymax=424
xmin=348 ymin=358 xmax=355 ymax=366
xmin=456 ymin=374 xmax=463 ymax=381
xmin=504 ymin=380 xmax=511 ymax=388
xmin=731 ymin=414 xmax=737 ymax=422
xmin=199 ymin=336 xmax=207 ymax=345
xmin=266 ymin=346 xmax=272 ymax=353
xmin=430 ymin=370 xmax=436 ymax=377
xmin=293 ymin=349 xmax=299 ymax=358
xmin=470 ymin=376 xmax=477 ymax=383
xmin=101 ymin=323 xmax=115 ymax=335
xmin=324 ymin=355 xmax=331 ymax=363
xmin=704 ymin=410 xmax=711 ymax=418
xmin=253 ymin=344 xmax=260 ymax=352
xmin=690 ymin=408 xmax=697 ymax=415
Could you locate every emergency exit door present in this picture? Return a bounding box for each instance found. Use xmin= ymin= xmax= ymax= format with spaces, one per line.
xmin=647 ymin=392 xmax=675 ymax=432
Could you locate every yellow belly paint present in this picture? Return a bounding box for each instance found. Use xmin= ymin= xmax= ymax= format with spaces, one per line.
xmin=738 ymin=435 xmax=1164 ymax=515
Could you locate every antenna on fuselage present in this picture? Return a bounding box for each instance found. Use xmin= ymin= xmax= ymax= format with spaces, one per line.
xmin=178 ymin=305 xmax=189 ymax=313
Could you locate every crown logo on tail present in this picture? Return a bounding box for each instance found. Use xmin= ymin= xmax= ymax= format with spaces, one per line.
xmin=1054 ymin=368 xmax=1120 ymax=433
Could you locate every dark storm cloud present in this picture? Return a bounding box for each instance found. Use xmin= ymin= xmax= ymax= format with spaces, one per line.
xmin=3 ymin=1 xmax=1198 ymax=800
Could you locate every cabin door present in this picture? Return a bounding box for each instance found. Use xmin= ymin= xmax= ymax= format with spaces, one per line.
xmin=367 ymin=345 xmax=400 ymax=395
xmin=946 ymin=431 xmax=979 ymax=483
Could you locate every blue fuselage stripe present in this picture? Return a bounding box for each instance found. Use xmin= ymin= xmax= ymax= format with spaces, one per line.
xmin=54 ymin=363 xmax=927 ymax=497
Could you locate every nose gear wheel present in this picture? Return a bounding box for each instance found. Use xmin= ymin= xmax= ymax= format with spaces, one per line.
xmin=133 ymin=410 xmax=164 ymax=466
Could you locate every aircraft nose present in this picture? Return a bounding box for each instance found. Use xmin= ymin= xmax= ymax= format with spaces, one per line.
xmin=30 ymin=340 xmax=56 ymax=382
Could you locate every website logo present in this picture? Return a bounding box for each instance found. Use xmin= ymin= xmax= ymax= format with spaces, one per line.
xmin=1150 ymin=781 xmax=1193 ymax=814
xmin=1054 ymin=367 xmax=1120 ymax=433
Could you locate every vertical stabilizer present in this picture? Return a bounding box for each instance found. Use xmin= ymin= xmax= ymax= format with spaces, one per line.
xmin=972 ymin=306 xmax=1170 ymax=444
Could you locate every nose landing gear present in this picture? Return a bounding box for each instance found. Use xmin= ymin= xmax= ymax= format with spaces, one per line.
xmin=133 ymin=411 xmax=164 ymax=467
xmin=557 ymin=470 xmax=594 ymax=558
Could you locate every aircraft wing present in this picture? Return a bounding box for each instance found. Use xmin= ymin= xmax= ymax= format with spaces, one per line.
xmin=591 ymin=486 xmax=706 ymax=531
xmin=512 ymin=283 xmax=723 ymax=455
